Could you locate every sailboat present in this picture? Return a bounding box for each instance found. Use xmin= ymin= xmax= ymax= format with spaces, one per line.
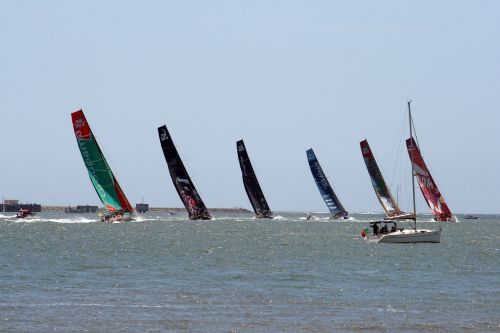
xmin=157 ymin=125 xmax=212 ymax=220
xmin=406 ymin=138 xmax=456 ymax=222
xmin=360 ymin=139 xmax=415 ymax=220
xmin=306 ymin=149 xmax=348 ymax=219
xmin=237 ymin=140 xmax=273 ymax=218
xmin=71 ymin=110 xmax=134 ymax=223
xmin=363 ymin=101 xmax=442 ymax=243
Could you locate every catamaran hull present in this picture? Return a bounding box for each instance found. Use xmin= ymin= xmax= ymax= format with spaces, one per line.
xmin=366 ymin=229 xmax=441 ymax=243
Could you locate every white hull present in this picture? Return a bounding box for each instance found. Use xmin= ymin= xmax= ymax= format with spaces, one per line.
xmin=366 ymin=228 xmax=441 ymax=243
xmin=385 ymin=213 xmax=416 ymax=221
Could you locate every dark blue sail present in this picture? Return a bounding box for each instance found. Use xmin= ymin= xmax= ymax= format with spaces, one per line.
xmin=306 ymin=148 xmax=348 ymax=218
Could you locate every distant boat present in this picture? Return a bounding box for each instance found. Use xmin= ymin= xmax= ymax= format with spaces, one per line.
xmin=71 ymin=110 xmax=134 ymax=223
xmin=363 ymin=101 xmax=442 ymax=243
xmin=305 ymin=213 xmax=320 ymax=220
xmin=236 ymin=140 xmax=272 ymax=218
xmin=157 ymin=125 xmax=212 ymax=220
xmin=406 ymin=139 xmax=456 ymax=222
xmin=16 ymin=208 xmax=36 ymax=219
xmin=360 ymin=139 xmax=415 ymax=220
xmin=464 ymin=215 xmax=479 ymax=220
xmin=306 ymin=149 xmax=348 ymax=219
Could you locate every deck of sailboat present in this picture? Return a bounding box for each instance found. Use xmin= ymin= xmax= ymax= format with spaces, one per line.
xmin=366 ymin=228 xmax=441 ymax=243
xmin=385 ymin=213 xmax=417 ymax=221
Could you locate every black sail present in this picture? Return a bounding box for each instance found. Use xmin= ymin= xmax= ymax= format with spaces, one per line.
xmin=237 ymin=140 xmax=272 ymax=218
xmin=158 ymin=125 xmax=211 ymax=220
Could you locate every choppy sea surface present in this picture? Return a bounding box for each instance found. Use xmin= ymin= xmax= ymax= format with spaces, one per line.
xmin=0 ymin=211 xmax=499 ymax=332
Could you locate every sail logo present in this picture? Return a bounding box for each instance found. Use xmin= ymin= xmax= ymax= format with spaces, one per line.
xmin=73 ymin=118 xmax=91 ymax=139
xmin=160 ymin=129 xmax=169 ymax=142
xmin=78 ymin=140 xmax=107 ymax=200
xmin=74 ymin=118 xmax=84 ymax=129
xmin=314 ymin=164 xmax=330 ymax=189
xmin=176 ymin=177 xmax=190 ymax=185
xmin=416 ymin=173 xmax=434 ymax=190
xmin=361 ymin=147 xmax=370 ymax=157
xmin=74 ymin=118 xmax=84 ymax=138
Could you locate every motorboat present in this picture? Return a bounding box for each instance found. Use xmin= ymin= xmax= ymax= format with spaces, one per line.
xmin=16 ymin=209 xmax=36 ymax=219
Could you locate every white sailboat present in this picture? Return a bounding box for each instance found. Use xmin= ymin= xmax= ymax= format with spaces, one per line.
xmin=363 ymin=101 xmax=442 ymax=244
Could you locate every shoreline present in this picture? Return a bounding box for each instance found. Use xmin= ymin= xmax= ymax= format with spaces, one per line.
xmin=41 ymin=206 xmax=252 ymax=213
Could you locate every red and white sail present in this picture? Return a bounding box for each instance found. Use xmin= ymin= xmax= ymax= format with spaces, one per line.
xmin=406 ymin=138 xmax=455 ymax=222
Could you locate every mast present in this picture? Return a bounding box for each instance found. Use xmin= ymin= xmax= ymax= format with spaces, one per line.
xmin=408 ymin=100 xmax=417 ymax=231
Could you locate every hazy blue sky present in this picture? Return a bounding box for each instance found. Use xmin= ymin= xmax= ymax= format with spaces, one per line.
xmin=1 ymin=1 xmax=499 ymax=213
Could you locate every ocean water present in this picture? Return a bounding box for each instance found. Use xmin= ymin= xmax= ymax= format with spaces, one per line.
xmin=0 ymin=211 xmax=499 ymax=332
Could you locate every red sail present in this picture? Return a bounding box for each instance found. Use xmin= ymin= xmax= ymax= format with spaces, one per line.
xmin=406 ymin=138 xmax=454 ymax=221
xmin=114 ymin=181 xmax=134 ymax=213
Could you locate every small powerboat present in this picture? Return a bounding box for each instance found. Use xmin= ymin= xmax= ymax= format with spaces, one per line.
xmin=16 ymin=209 xmax=36 ymax=219
xmin=464 ymin=215 xmax=479 ymax=220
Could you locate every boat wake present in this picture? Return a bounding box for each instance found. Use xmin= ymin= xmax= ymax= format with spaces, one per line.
xmin=132 ymin=215 xmax=161 ymax=222
xmin=13 ymin=217 xmax=98 ymax=223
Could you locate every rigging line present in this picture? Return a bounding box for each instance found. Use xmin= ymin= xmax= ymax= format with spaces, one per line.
xmin=409 ymin=109 xmax=422 ymax=149
xmin=389 ymin=108 xmax=406 ymax=195
xmin=409 ymin=108 xmax=441 ymax=199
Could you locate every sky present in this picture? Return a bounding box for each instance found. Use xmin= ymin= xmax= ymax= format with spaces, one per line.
xmin=0 ymin=1 xmax=499 ymax=214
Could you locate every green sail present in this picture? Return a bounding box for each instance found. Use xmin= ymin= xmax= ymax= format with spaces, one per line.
xmin=72 ymin=110 xmax=133 ymax=213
